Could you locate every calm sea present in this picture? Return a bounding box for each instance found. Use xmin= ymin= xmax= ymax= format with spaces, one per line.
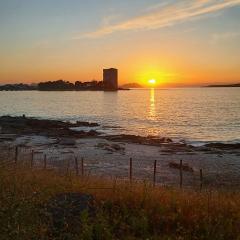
xmin=0 ymin=88 xmax=239 ymax=145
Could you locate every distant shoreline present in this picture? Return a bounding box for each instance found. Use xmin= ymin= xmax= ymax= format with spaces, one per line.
xmin=1 ymin=86 xmax=240 ymax=91
xmin=0 ymin=80 xmax=129 ymax=91
xmin=204 ymin=83 xmax=240 ymax=88
xmin=1 ymin=82 xmax=240 ymax=91
xmin=0 ymin=87 xmax=130 ymax=92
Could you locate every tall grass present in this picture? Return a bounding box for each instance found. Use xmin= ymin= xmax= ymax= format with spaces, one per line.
xmin=0 ymin=164 xmax=240 ymax=240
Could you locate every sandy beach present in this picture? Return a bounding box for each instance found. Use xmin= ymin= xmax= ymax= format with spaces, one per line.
xmin=0 ymin=115 xmax=239 ymax=189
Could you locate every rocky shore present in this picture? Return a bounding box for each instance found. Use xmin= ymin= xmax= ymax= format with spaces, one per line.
xmin=0 ymin=115 xmax=240 ymax=188
xmin=0 ymin=115 xmax=100 ymax=138
xmin=1 ymin=116 xmax=239 ymax=153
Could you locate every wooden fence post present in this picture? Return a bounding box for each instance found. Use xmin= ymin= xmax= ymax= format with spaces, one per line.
xmin=153 ymin=160 xmax=157 ymax=187
xmin=81 ymin=157 xmax=84 ymax=176
xmin=129 ymin=158 xmax=133 ymax=182
xmin=30 ymin=150 xmax=34 ymax=168
xmin=43 ymin=154 xmax=47 ymax=169
xmin=15 ymin=146 xmax=18 ymax=164
xmin=75 ymin=157 xmax=79 ymax=176
xmin=200 ymin=169 xmax=203 ymax=191
xmin=180 ymin=160 xmax=183 ymax=188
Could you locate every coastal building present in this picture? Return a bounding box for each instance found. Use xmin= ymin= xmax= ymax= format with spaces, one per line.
xmin=103 ymin=68 xmax=118 ymax=91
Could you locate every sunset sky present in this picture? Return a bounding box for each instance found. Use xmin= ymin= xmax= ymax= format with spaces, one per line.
xmin=0 ymin=0 xmax=240 ymax=86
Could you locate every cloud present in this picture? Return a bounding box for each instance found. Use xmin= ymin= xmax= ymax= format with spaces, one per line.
xmin=77 ymin=0 xmax=240 ymax=39
xmin=101 ymin=14 xmax=120 ymax=27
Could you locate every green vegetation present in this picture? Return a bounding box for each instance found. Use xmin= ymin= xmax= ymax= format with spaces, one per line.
xmin=0 ymin=166 xmax=240 ymax=240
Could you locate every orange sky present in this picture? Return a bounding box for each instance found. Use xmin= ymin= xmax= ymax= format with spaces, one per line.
xmin=0 ymin=0 xmax=240 ymax=87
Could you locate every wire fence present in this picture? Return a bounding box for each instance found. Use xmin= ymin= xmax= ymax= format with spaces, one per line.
xmin=0 ymin=144 xmax=238 ymax=190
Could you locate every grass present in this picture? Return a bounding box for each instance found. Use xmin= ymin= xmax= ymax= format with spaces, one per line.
xmin=0 ymin=165 xmax=240 ymax=240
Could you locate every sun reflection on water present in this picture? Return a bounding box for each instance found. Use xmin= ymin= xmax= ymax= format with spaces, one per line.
xmin=149 ymin=88 xmax=156 ymax=121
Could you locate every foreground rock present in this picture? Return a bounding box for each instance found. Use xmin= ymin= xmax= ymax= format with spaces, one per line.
xmin=95 ymin=142 xmax=125 ymax=153
xmin=58 ymin=138 xmax=76 ymax=146
xmin=105 ymin=134 xmax=172 ymax=146
xmin=104 ymin=134 xmax=240 ymax=155
xmin=0 ymin=115 xmax=100 ymax=139
xmin=169 ymin=162 xmax=194 ymax=172
xmin=1 ymin=115 xmax=239 ymax=156
xmin=204 ymin=142 xmax=240 ymax=150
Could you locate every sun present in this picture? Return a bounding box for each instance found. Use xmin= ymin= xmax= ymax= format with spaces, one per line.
xmin=148 ymin=79 xmax=156 ymax=85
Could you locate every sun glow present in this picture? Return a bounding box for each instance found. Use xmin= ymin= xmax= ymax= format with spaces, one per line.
xmin=136 ymin=66 xmax=169 ymax=87
xmin=148 ymin=79 xmax=156 ymax=85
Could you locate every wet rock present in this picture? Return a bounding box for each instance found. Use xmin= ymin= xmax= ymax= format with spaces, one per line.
xmin=96 ymin=142 xmax=109 ymax=148
xmin=160 ymin=143 xmax=195 ymax=154
xmin=105 ymin=134 xmax=173 ymax=146
xmin=59 ymin=138 xmax=76 ymax=146
xmin=196 ymin=143 xmax=240 ymax=154
xmin=96 ymin=142 xmax=125 ymax=152
xmin=160 ymin=137 xmax=173 ymax=143
xmin=87 ymin=129 xmax=99 ymax=136
xmin=111 ymin=143 xmax=125 ymax=151
xmin=169 ymin=161 xmax=194 ymax=172
xmin=0 ymin=116 xmax=100 ymax=139
xmin=204 ymin=143 xmax=240 ymax=150
xmin=76 ymin=121 xmax=99 ymax=127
